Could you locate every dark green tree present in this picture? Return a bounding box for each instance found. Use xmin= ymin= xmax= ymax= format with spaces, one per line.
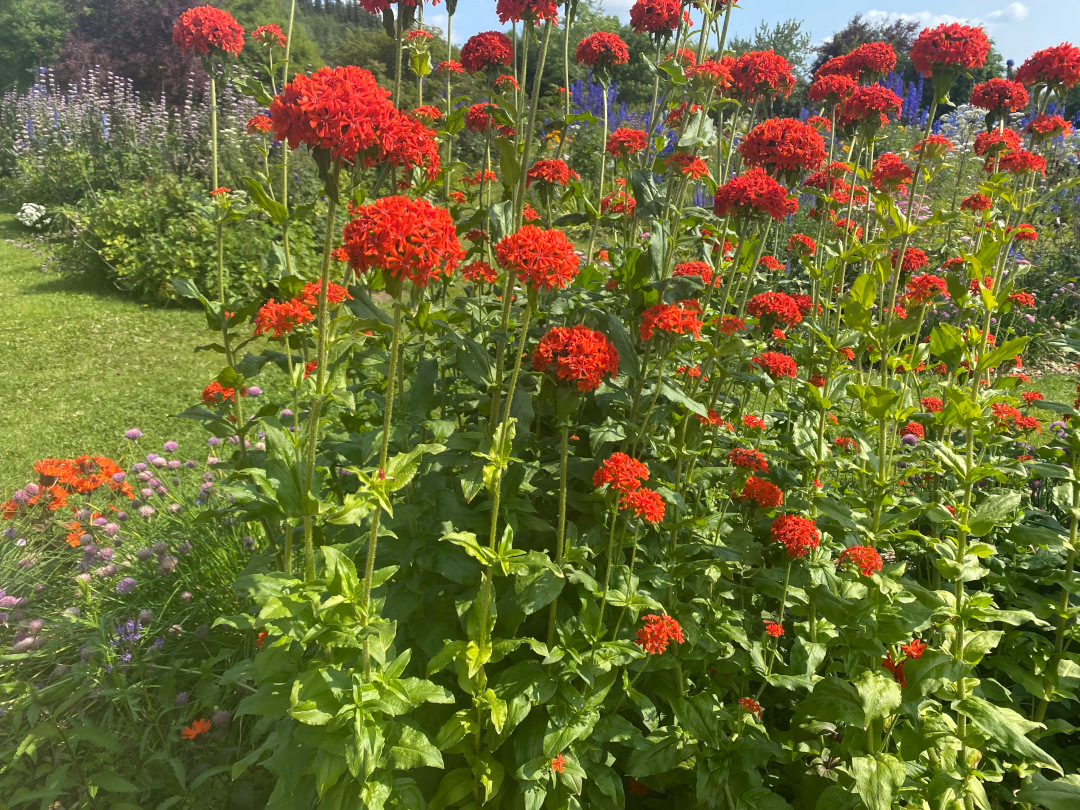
xmin=0 ymin=0 xmax=72 ymax=92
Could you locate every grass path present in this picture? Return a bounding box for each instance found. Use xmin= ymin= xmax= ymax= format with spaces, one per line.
xmin=0 ymin=212 xmax=220 ymax=493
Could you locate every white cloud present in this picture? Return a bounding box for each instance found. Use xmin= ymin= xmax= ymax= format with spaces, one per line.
xmin=987 ymin=3 xmax=1029 ymax=22
xmin=864 ymin=10 xmax=974 ymax=28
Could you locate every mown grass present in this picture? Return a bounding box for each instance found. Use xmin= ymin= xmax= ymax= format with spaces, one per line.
xmin=0 ymin=212 xmax=220 ymax=494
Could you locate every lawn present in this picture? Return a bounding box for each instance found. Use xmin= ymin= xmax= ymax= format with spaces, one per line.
xmin=0 ymin=211 xmax=220 ymax=494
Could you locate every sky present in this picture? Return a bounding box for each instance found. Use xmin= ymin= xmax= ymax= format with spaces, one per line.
xmin=425 ymin=1 xmax=1079 ymax=66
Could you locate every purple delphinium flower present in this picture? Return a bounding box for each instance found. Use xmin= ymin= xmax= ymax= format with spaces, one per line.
xmin=125 ymin=428 xmax=143 ymax=440
xmin=115 ymin=577 xmax=137 ymax=594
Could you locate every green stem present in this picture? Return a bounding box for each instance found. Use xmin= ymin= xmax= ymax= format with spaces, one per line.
xmin=361 ymin=300 xmax=403 ymax=679
xmin=546 ymin=425 xmax=570 ymax=648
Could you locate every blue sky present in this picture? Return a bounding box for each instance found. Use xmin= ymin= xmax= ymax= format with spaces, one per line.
xmin=425 ymin=1 xmax=1078 ymax=65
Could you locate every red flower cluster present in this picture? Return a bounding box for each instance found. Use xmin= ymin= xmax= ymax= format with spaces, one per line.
xmin=974 ymin=128 xmax=1021 ymax=157
xmin=526 ymin=159 xmax=580 ymax=188
xmin=787 ymin=233 xmax=817 ymax=257
xmin=203 ymin=380 xmax=245 ymax=404
xmin=688 ymin=59 xmax=733 ymax=91
xmin=750 ymin=351 xmax=797 ymax=379
xmin=961 ymin=192 xmax=992 ymax=212
xmin=891 ymin=248 xmax=929 ymax=273
xmin=839 ymin=85 xmax=903 ymax=130
xmin=871 ymin=153 xmax=913 ymax=189
xmin=910 ymin=23 xmax=990 ymax=77
xmin=666 ymin=153 xmax=710 ymax=179
xmin=747 ymin=292 xmax=803 ymax=328
xmin=575 ymin=32 xmax=630 ymax=71
xmin=808 ymin=73 xmax=857 ymax=107
xmin=720 ymin=315 xmax=747 ymax=335
xmin=594 ymin=452 xmax=649 ymax=493
xmin=635 ymin=614 xmax=684 ymax=654
xmin=340 ymin=196 xmax=463 ymax=288
xmin=837 ymin=545 xmax=883 ymax=577
xmin=269 ymin=66 xmax=395 ymax=163
xmin=495 ymin=0 xmax=559 ymax=24
xmin=173 ymin=6 xmax=245 ymax=56
xmin=882 ymin=639 xmax=926 ymax=687
xmin=639 ymin=300 xmax=703 ymax=341
xmin=739 ymin=697 xmax=763 ymax=717
xmin=252 ymin=24 xmax=286 ymax=48
xmin=844 ymin=41 xmax=898 ymax=80
xmin=970 ymin=78 xmax=1029 ymax=113
xmin=771 ymin=514 xmax=820 ymax=558
xmin=742 ymin=414 xmax=766 ymax=430
xmin=731 ymin=50 xmax=796 ymax=101
xmin=495 ymin=226 xmax=580 ymax=291
xmin=246 ymin=114 xmax=272 ymax=135
xmin=713 ymin=168 xmax=798 ymax=222
xmin=254 ymin=298 xmax=314 ymax=337
xmin=629 ymin=0 xmax=681 ymax=34
xmin=922 ymin=397 xmax=943 ymax=412
xmin=460 ymin=31 xmax=513 ymax=73
xmin=606 ymin=128 xmax=649 ymax=158
xmin=740 ymin=476 xmax=784 ymax=509
xmin=1026 ymin=114 xmax=1073 ymax=139
xmin=601 ymin=188 xmax=636 ymax=216
xmin=1022 ymin=391 xmax=1044 ymax=404
xmin=902 ymin=422 xmax=925 ymax=439
xmin=380 ymin=111 xmax=441 ymax=180
xmin=461 ymin=260 xmax=499 ymax=284
xmin=903 ymin=274 xmax=949 ymax=306
xmin=1015 ymin=43 xmax=1080 ymax=89
xmin=913 ymin=134 xmax=953 ymax=160
xmin=728 ymin=447 xmax=769 ymax=472
xmin=673 ymin=261 xmax=715 ymax=287
xmin=1009 ymin=292 xmax=1036 ymax=307
xmin=765 ymin=621 xmax=784 ymax=638
xmin=739 ymin=118 xmax=827 ymax=179
xmin=996 ymin=149 xmax=1046 ymax=176
xmin=532 ymin=326 xmax=619 ymax=392
xmin=621 ymin=488 xmax=666 ymax=524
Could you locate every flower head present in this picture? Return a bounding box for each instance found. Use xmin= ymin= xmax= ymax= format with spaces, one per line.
xmin=340 ymin=196 xmax=463 ymax=289
xmin=460 ymin=31 xmax=513 ymax=73
xmin=750 ymin=351 xmax=797 ymax=379
xmin=770 ymin=514 xmax=820 ymax=558
xmin=629 ymin=0 xmax=681 ymax=35
xmin=910 ymin=23 xmax=990 ymax=77
xmin=576 ymin=32 xmax=630 ymax=71
xmin=837 ymin=545 xmax=883 ymax=577
xmin=740 ymin=476 xmax=784 ymax=509
xmin=620 ymin=488 xmax=666 ymax=524
xmin=532 ymin=326 xmax=619 ymax=392
xmin=639 ymin=300 xmax=703 ymax=341
xmin=253 ymin=298 xmax=314 ymax=337
xmin=173 ymin=6 xmax=244 ymax=56
xmin=634 ymin=613 xmax=684 ymax=654
xmin=747 ymin=292 xmax=802 ymax=329
xmin=594 ymin=453 xmax=649 ymax=493
xmin=253 ymin=24 xmax=286 ymax=48
xmin=496 ymin=0 xmax=560 ymax=24
xmin=713 ymin=168 xmax=798 ymax=222
xmin=1015 ymin=43 xmax=1080 ymax=90
xmin=731 ymin=50 xmax=796 ymax=102
xmin=495 ymin=226 xmax=580 ymax=292
xmin=606 ymin=128 xmax=649 ymax=158
xmin=764 ymin=621 xmax=784 ymax=638
xmin=181 ymin=718 xmax=212 ymax=740
xmin=739 ymin=117 xmax=826 ymax=180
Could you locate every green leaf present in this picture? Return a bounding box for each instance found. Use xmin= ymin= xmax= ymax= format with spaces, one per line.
xmin=322 ymin=546 xmax=360 ymax=601
xmin=386 ymin=721 xmax=445 ymax=770
xmin=969 ymin=491 xmax=1022 ymax=537
xmin=1016 ymin=774 xmax=1080 ymax=809
xmin=956 ymin=696 xmax=1061 ymax=773
xmin=797 ymin=677 xmax=864 ymax=727
xmin=90 ymin=772 xmax=139 ymax=793
xmin=977 ymin=336 xmax=1030 ymax=373
xmin=602 ymin=311 xmax=641 ymax=379
xmin=660 ymin=382 xmax=707 ymax=417
xmin=851 ymin=754 xmax=906 ymax=810
xmin=853 ymin=671 xmax=902 ymax=723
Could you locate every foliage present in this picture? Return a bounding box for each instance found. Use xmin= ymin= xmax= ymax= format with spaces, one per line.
xmin=0 ymin=0 xmax=71 ymax=93
xmin=57 ymin=176 xmax=319 ymax=302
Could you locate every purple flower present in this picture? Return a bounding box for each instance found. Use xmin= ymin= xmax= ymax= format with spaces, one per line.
xmin=11 ymin=490 xmax=28 ymax=505
xmin=138 ymin=505 xmax=156 ymax=519
xmin=115 ymin=577 xmax=137 ymax=594
xmin=246 ymin=386 xmax=262 ymax=396
xmin=175 ymin=691 xmax=189 ymax=706
xmin=177 ymin=541 xmax=192 ymax=555
xmin=24 ymin=483 xmax=39 ymax=497
xmin=181 ymin=591 xmax=193 ymax=602
xmin=139 ymin=609 xmax=154 ymax=623
xmin=2 ymin=529 xmax=16 ymax=539
xmin=125 ymin=428 xmax=143 ymax=440
xmin=112 ymin=472 xmax=126 ymax=483
xmin=103 ymin=523 xmax=119 ymax=537
xmin=901 ymin=434 xmax=919 ymax=447
xmin=158 ymin=555 xmax=177 ymax=575
xmin=97 ymin=548 xmax=114 ymax=562
xmin=211 ymin=709 xmax=231 ymax=727
xmin=135 ymin=548 xmax=153 ymax=561
xmin=207 ymin=437 xmax=222 ymax=447
xmin=132 ymin=463 xmax=147 ymax=473
xmin=164 ymin=441 xmax=178 ymax=452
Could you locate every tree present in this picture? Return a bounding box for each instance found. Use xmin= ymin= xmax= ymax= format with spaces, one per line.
xmin=0 ymin=0 xmax=72 ymax=92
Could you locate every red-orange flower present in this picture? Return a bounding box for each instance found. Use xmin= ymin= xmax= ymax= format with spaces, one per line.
xmin=673 ymin=261 xmax=714 ymax=288
xmin=787 ymin=233 xmax=816 ymax=257
xmin=844 ymin=41 xmax=897 ymax=81
xmin=891 ymin=248 xmax=929 ymax=273
xmin=1014 ymin=43 xmax=1080 ymax=89
xmin=246 ymin=114 xmax=272 ymax=134
xmin=253 ymin=24 xmax=286 ymax=48
xmin=526 ymin=159 xmax=580 ymax=188
xmin=620 ymin=487 xmax=666 ymax=523
xmin=808 ymin=73 xmax=857 ymax=108
xmin=728 ymin=447 xmax=768 ymax=472
xmin=970 ymin=78 xmax=1029 ymax=114
xmin=629 ymin=0 xmax=680 ymax=34
xmin=340 ymin=196 xmax=464 ymax=288
xmin=750 ymin=351 xmax=797 ymax=378
xmin=903 ymin=274 xmax=948 ymax=306
xmin=253 ymin=298 xmax=315 ymax=337
xmin=495 ymin=226 xmax=580 ymax=291
xmin=634 ymin=613 xmax=684 ymax=654
xmin=532 ymin=326 xmax=619 ymax=392
xmin=740 ymin=476 xmax=784 ymax=508
xmin=739 ymin=117 xmax=826 ymax=179
xmin=747 ymin=292 xmax=802 ymax=328
xmin=461 ymin=261 xmax=499 ymax=284
xmin=576 ymin=32 xmax=630 ymax=70
xmin=764 ymin=621 xmax=784 ymax=638
xmin=606 ymin=128 xmax=648 ymax=158
xmin=910 ymin=23 xmax=990 ymax=77
xmin=713 ymin=168 xmax=798 ymax=222
xmin=460 ymin=31 xmax=513 ymax=73
xmin=639 ymin=300 xmax=703 ymax=341
xmin=202 ymin=381 xmax=235 ymax=404
xmin=182 ymin=718 xmax=212 ymax=740
xmin=771 ymin=514 xmax=820 ymax=558
xmin=173 ymin=6 xmax=244 ymax=56
xmin=731 ymin=50 xmax=796 ymax=102
xmin=872 ymin=152 xmax=913 ymax=189
xmin=594 ymin=452 xmax=650 ymax=493
xmin=496 ymin=0 xmax=559 ymax=24
xmin=839 ymin=85 xmax=902 ymax=130
xmin=837 ymin=545 xmax=884 ymax=577
xmin=1026 ymin=114 xmax=1073 ymax=139
xmin=961 ymin=192 xmax=992 ymax=212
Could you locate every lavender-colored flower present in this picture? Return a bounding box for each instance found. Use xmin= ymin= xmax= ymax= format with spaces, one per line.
xmin=139 ymin=609 xmax=154 ymax=623
xmin=184 ymin=460 xmax=197 ymax=469
xmin=167 ymin=460 xmax=181 ymax=470
xmin=138 ymin=505 xmax=156 ymax=519
xmin=152 ymin=457 xmax=167 ymax=468
xmin=132 ymin=463 xmax=147 ymax=473
xmin=125 ymin=428 xmax=144 ymax=440
xmin=151 ymin=636 xmax=164 ymax=650
xmin=76 ymin=572 xmax=92 ymax=584
xmin=135 ymin=548 xmax=153 ymax=561
xmin=181 ymin=591 xmax=193 ymax=602
xmin=92 ymin=517 xmax=108 ymax=526
xmin=103 ymin=523 xmax=119 ymax=537
xmin=177 ymin=541 xmax=192 ymax=555
xmin=25 ymin=483 xmax=39 ymax=496
xmin=2 ymin=528 xmax=16 ymax=540
xmin=11 ymin=490 xmax=29 ymax=505
xmin=75 ymin=508 xmax=90 ymax=521
xmin=140 ymin=487 xmax=154 ymax=499
xmin=158 ymin=555 xmax=177 ymax=575
xmin=281 ymin=409 xmax=294 ymax=417
xmin=169 ymin=504 xmax=183 ymax=514
xmin=246 ymin=386 xmax=262 ymax=396
xmin=153 ymin=542 xmax=168 ymax=554
xmin=176 ymin=691 xmax=189 ymax=706
xmin=115 ymin=577 xmax=137 ymax=594
xmin=116 ymin=512 xmax=129 ymax=521
xmin=0 ymin=595 xmax=26 ymax=609
xmin=97 ymin=547 xmax=114 ymax=562
xmin=164 ymin=441 xmax=178 ymax=452
xmin=211 ymin=709 xmax=231 ymax=727
xmin=112 ymin=472 xmax=126 ymax=483
xmin=207 ymin=437 xmax=222 ymax=447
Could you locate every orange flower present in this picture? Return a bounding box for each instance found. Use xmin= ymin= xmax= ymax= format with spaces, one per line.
xmin=182 ymin=718 xmax=212 ymax=740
